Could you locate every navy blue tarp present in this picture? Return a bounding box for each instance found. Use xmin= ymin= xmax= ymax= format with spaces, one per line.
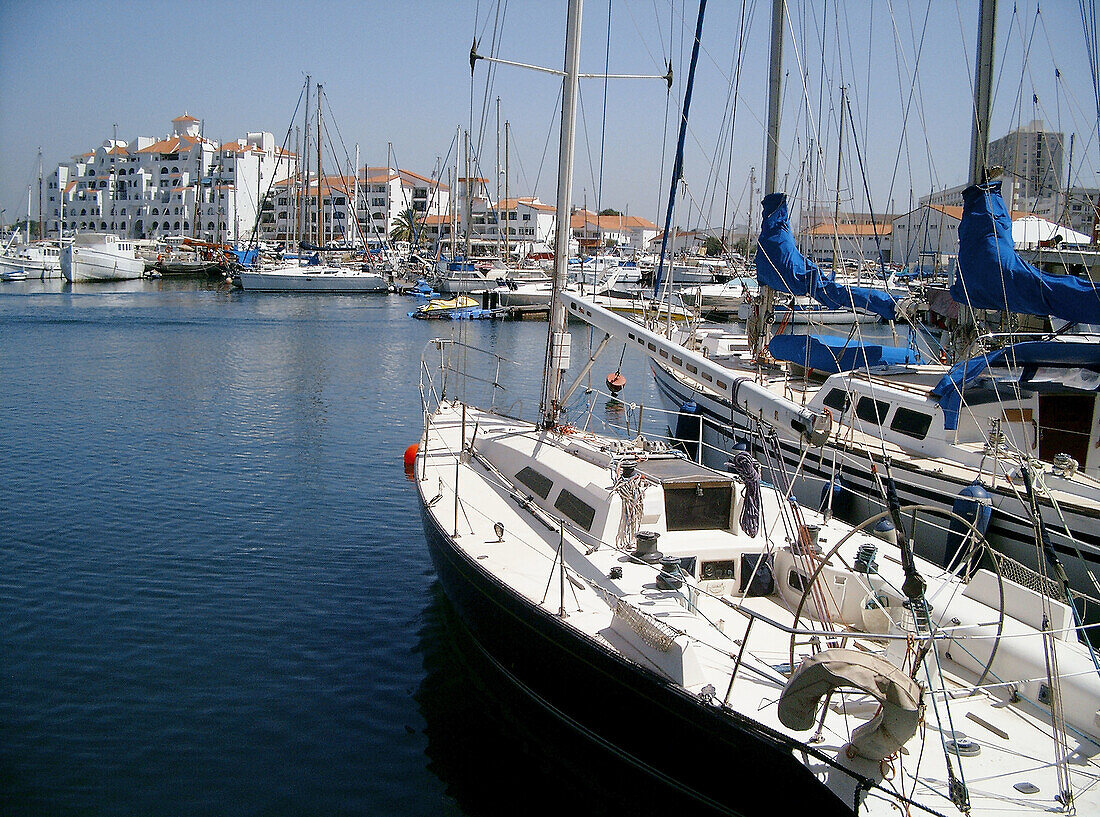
xmin=951 ymin=181 xmax=1100 ymax=324
xmin=769 ymin=333 xmax=917 ymax=374
xmin=931 ymin=339 xmax=1100 ymax=429
xmin=755 ymin=193 xmax=899 ymax=322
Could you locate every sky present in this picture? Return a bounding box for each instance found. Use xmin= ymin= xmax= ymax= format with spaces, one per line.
xmin=1 ymin=0 xmax=1097 ymax=232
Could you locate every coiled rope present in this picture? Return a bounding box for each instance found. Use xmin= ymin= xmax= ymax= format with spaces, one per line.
xmin=728 ymin=451 xmax=761 ymax=537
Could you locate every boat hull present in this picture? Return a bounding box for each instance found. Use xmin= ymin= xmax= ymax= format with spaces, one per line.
xmin=237 ymin=270 xmax=388 ymax=292
xmin=418 ymin=498 xmax=856 ymax=817
xmin=61 ymin=246 xmax=144 ymax=282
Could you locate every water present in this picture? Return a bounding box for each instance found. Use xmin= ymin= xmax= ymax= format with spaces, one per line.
xmin=0 ymin=278 xmax=677 ymax=817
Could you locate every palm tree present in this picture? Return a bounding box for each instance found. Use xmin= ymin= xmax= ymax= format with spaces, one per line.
xmin=390 ymin=207 xmax=419 ymax=245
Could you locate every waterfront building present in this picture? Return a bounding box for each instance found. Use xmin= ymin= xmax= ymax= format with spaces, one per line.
xmin=46 ymin=114 xmax=296 ymax=244
xmin=265 ymin=167 xmax=449 ymax=249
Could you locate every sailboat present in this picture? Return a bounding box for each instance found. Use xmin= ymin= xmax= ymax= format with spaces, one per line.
xmin=238 ymin=81 xmax=390 ymax=294
xmin=643 ymin=2 xmax=1100 ymax=604
xmin=413 ymin=2 xmax=1100 ymax=814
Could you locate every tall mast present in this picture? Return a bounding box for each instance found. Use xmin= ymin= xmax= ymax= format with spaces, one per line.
xmin=37 ymin=148 xmax=43 ymax=241
xmin=504 ymin=120 xmax=510 ymax=262
xmin=463 ymin=129 xmax=472 ymax=259
xmin=831 ymin=85 xmax=847 ymax=274
xmin=316 ymin=82 xmax=323 ymax=247
xmin=749 ymin=0 xmax=785 ymax=361
xmin=969 ymin=0 xmax=996 ymax=186
xmin=540 ymin=0 xmax=584 ymax=428
xmin=303 ymin=76 xmax=311 ymax=246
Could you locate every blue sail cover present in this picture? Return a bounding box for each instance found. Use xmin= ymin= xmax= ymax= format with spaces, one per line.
xmin=769 ymin=333 xmax=917 ymax=374
xmin=755 ymin=193 xmax=899 ymax=322
xmin=951 ymin=181 xmax=1100 ymax=323
xmin=931 ymin=339 xmax=1100 ymax=429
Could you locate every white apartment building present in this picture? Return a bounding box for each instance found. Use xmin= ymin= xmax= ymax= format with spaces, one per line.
xmin=573 ymin=210 xmax=659 ymax=255
xmin=266 ymin=166 xmax=450 ymax=248
xmin=47 ymin=114 xmax=296 ymax=244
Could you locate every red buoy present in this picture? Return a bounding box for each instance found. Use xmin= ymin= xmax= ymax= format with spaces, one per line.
xmin=403 ymin=443 xmax=419 ymax=476
xmin=606 ymin=372 xmax=626 ymax=396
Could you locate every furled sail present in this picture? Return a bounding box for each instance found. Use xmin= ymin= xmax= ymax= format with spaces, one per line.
xmin=769 ymin=333 xmax=918 ymax=374
xmin=951 ymin=181 xmax=1100 ymax=324
xmin=755 ymin=193 xmax=899 ymax=322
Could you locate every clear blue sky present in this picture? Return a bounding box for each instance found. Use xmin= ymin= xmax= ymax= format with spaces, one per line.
xmin=1 ymin=1 xmax=1096 ymax=232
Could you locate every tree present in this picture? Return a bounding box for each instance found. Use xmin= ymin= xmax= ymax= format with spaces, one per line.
xmin=704 ymin=235 xmax=725 ymax=256
xmin=390 ymin=207 xmax=419 ymax=245
xmin=598 ymin=208 xmax=621 ymax=216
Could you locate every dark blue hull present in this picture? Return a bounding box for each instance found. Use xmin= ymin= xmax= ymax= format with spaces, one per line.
xmin=418 ymin=502 xmax=862 ymax=816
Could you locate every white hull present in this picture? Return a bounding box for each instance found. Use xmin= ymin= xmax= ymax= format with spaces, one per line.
xmin=61 ymin=244 xmax=144 ymax=282
xmin=0 ymin=254 xmax=62 ymax=279
xmin=238 ymin=267 xmax=389 ymax=293
xmin=737 ymin=300 xmax=878 ymax=325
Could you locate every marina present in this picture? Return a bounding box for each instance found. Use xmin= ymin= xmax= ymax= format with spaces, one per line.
xmin=4 ymin=0 xmax=1100 ymax=815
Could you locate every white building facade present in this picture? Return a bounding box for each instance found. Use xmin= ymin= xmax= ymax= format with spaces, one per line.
xmin=47 ymin=114 xmax=296 ymax=244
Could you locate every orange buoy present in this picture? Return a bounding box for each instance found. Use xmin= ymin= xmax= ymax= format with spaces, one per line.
xmin=403 ymin=443 xmax=419 ymax=475
xmin=605 ymin=372 xmax=626 ymax=396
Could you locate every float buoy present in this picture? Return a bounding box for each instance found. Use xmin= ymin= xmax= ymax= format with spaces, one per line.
xmin=605 ymin=372 xmax=626 ymax=396
xmin=403 ymin=443 xmax=419 ymax=477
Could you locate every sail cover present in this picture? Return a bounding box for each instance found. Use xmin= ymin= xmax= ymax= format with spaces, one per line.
xmin=769 ymin=333 xmax=917 ymax=373
xmin=931 ymin=339 xmax=1100 ymax=430
xmin=951 ymin=181 xmax=1100 ymax=324
xmin=755 ymin=193 xmax=899 ymax=322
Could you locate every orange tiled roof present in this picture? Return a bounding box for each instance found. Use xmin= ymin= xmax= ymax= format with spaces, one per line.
xmin=173 ymin=113 xmax=200 ymax=123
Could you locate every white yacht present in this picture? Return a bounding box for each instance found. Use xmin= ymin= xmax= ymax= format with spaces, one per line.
xmin=61 ymin=234 xmax=144 ymax=282
xmin=237 ymin=262 xmax=390 ymax=293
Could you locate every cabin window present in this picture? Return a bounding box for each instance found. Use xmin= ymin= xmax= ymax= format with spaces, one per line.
xmin=647 ymin=342 xmax=656 ymax=352
xmin=515 ymin=466 xmax=552 ymax=499
xmin=855 ymin=396 xmax=890 ymax=426
xmin=890 ymin=407 xmax=932 ymax=440
xmin=554 ymin=489 xmax=595 ymax=531
xmin=659 ymin=349 xmax=669 ymax=359
xmin=672 ymin=355 xmax=683 ymax=366
xmin=788 ymin=570 xmax=808 ymax=592
xmin=701 ymin=371 xmax=712 ymax=382
xmin=686 ymin=363 xmax=698 ymax=375
xmin=716 ymin=379 xmax=728 ymax=390
xmin=822 ymin=388 xmax=849 ymax=412
xmin=664 ymin=483 xmax=732 ymax=531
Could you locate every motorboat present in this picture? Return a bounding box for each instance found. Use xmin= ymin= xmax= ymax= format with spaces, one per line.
xmin=61 ymin=233 xmax=144 ymax=282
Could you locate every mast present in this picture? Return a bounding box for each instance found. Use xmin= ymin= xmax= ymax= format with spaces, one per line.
xmin=504 ymin=120 xmax=510 ymax=262
xmin=37 ymin=148 xmax=43 ymax=241
xmin=748 ymin=0 xmax=785 ymax=361
xmin=540 ymin=0 xmax=584 ymax=428
xmin=831 ymin=85 xmax=847 ymax=275
xmin=969 ymin=0 xmax=996 ymax=186
xmin=303 ymin=76 xmax=311 ymax=246
xmin=316 ymin=82 xmax=323 ymax=248
xmin=652 ymin=0 xmax=708 ymax=299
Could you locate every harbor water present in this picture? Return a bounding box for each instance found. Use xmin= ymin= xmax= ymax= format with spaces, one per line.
xmin=2 ymin=278 xmax=930 ymax=815
xmin=0 ymin=278 xmax=692 ymax=816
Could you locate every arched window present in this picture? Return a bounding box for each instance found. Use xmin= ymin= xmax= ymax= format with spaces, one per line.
xmin=87 ymin=169 xmax=96 ymax=177
xmin=183 ymin=222 xmax=189 ymax=231
xmin=207 ymin=222 xmax=215 ymax=231
xmin=174 ymin=221 xmax=181 ymax=231
xmin=80 ymin=208 xmax=87 ymax=216
xmin=100 ymin=222 xmax=107 ymax=230
xmin=161 ymin=167 xmax=168 ymax=174
xmin=172 ymin=166 xmax=179 ymax=174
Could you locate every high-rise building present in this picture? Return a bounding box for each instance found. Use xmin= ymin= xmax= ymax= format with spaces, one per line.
xmin=986 ymin=119 xmax=1064 ymax=208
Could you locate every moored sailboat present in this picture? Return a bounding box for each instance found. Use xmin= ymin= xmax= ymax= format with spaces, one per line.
xmin=412 ymin=2 xmax=1100 ymax=814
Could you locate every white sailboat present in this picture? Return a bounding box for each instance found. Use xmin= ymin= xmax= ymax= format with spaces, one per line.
xmin=412 ymin=2 xmax=1100 ymax=814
